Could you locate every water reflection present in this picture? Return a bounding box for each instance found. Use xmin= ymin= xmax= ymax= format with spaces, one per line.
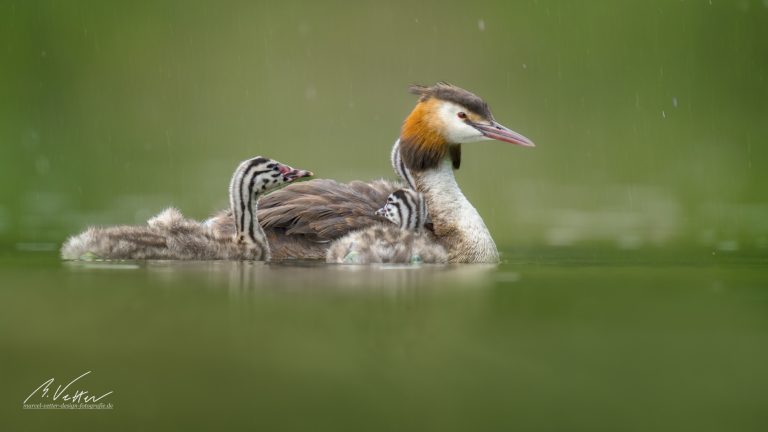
xmin=63 ymin=260 xmax=499 ymax=294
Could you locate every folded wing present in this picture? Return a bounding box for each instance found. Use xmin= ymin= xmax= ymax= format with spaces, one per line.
xmin=258 ymin=178 xmax=402 ymax=241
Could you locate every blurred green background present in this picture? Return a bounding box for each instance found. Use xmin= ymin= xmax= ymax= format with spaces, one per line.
xmin=2 ymin=0 xmax=766 ymax=251
xmin=2 ymin=1 xmax=768 ymax=431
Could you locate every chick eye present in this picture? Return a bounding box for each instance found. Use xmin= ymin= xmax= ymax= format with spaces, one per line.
xmin=457 ymin=112 xmax=468 ymax=120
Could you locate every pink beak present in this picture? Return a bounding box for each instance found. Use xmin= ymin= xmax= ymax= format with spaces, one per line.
xmin=471 ymin=120 xmax=535 ymax=147
xmin=278 ymin=164 xmax=314 ymax=182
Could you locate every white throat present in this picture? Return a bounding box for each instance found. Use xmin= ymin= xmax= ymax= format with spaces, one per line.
xmin=413 ymin=159 xmax=499 ymax=263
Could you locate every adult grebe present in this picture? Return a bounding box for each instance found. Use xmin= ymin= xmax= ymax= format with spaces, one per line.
xmin=207 ymin=83 xmax=534 ymax=263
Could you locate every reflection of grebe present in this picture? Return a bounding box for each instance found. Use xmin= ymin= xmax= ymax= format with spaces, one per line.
xmin=96 ymin=260 xmax=500 ymax=294
xmin=61 ymin=157 xmax=311 ymax=260
xmin=207 ymin=83 xmax=534 ymax=263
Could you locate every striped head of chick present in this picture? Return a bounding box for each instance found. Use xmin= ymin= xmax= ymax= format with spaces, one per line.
xmin=398 ymin=82 xmax=535 ymax=172
xmin=229 ymin=156 xmax=312 ymax=246
xmin=230 ymin=156 xmax=313 ymax=202
xmin=375 ymin=188 xmax=428 ymax=231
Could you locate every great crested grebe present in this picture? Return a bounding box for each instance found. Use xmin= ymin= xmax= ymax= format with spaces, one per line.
xmin=61 ymin=157 xmax=312 ymax=261
xmin=326 ymin=188 xmax=447 ymax=264
xmin=206 ymin=82 xmax=534 ymax=263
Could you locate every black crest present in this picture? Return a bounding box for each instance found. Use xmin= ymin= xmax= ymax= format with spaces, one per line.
xmin=408 ymin=82 xmax=493 ymax=120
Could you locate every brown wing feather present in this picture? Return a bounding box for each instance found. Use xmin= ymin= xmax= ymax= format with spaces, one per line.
xmin=257 ymin=178 xmax=402 ymax=241
xmin=204 ymin=178 xmax=403 ymax=260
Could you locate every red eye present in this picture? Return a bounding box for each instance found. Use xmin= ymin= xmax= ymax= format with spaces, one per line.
xmin=457 ymin=112 xmax=467 ymax=119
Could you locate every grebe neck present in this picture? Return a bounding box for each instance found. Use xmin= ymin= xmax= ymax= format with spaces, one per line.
xmin=413 ymin=159 xmax=499 ymax=263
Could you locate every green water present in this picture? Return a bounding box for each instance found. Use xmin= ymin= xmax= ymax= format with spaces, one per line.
xmin=2 ymin=250 xmax=768 ymax=430
xmin=2 ymin=0 xmax=768 ymax=430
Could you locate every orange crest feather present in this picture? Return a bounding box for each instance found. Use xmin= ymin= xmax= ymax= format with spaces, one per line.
xmin=399 ymin=99 xmax=450 ymax=171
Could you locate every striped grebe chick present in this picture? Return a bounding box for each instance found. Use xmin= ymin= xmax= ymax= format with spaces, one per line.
xmin=61 ymin=157 xmax=312 ymax=261
xmin=326 ymin=188 xmax=447 ymax=264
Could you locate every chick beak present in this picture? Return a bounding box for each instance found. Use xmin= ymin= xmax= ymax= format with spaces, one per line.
xmin=279 ymin=164 xmax=313 ymax=182
xmin=471 ymin=120 xmax=535 ymax=147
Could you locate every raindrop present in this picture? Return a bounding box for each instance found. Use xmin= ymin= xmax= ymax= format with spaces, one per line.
xmin=717 ymin=240 xmax=739 ymax=252
xmin=477 ymin=19 xmax=486 ymax=32
xmin=305 ymin=86 xmax=317 ymax=100
xmin=661 ymin=110 xmax=666 ymax=119
xmin=738 ymin=0 xmax=750 ymax=11
xmin=35 ymin=156 xmax=50 ymax=175
xmin=23 ymin=128 xmax=40 ymax=150
xmin=672 ymin=97 xmax=678 ymax=108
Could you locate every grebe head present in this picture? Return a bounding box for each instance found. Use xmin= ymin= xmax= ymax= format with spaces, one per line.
xmin=229 ymin=156 xmax=313 ymax=243
xmin=230 ymin=156 xmax=313 ymax=198
xmin=375 ymin=188 xmax=428 ymax=231
xmin=399 ymin=82 xmax=534 ymax=171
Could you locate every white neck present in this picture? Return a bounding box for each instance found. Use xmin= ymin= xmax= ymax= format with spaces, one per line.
xmin=413 ymin=159 xmax=499 ymax=263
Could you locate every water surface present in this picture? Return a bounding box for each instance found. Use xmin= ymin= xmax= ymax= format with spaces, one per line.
xmin=2 ymin=248 xmax=767 ymax=431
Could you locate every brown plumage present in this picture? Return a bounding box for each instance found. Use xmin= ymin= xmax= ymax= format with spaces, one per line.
xmin=204 ymin=178 xmax=403 ymax=260
xmin=260 ymin=179 xmax=402 ymax=240
xmin=399 ymin=98 xmax=450 ymax=171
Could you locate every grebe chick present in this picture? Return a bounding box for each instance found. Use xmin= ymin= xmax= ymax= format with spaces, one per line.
xmin=61 ymin=157 xmax=312 ymax=261
xmin=326 ymin=188 xmax=447 ymax=264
